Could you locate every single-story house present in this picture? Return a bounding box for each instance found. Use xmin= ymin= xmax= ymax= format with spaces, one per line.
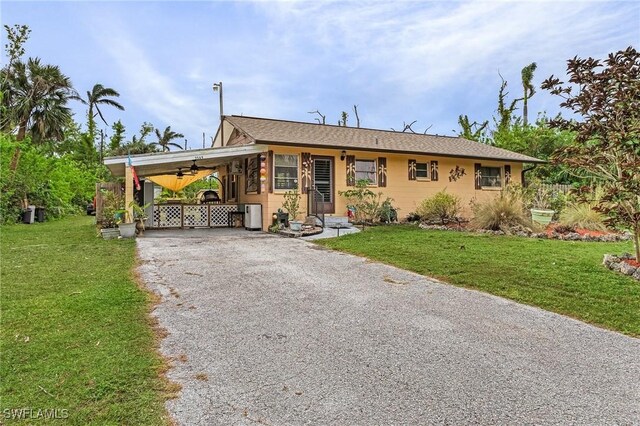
xmin=104 ymin=115 xmax=543 ymax=231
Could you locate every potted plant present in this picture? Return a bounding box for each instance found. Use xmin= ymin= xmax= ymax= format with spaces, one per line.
xmin=117 ymin=209 xmax=137 ymax=238
xmin=129 ymin=201 xmax=151 ymax=236
xmin=530 ymin=187 xmax=555 ymax=226
xmin=99 ymin=191 xmax=122 ymax=239
xmin=282 ymin=187 xmax=303 ymax=231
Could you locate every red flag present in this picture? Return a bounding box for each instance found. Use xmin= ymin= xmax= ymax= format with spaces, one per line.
xmin=128 ymin=155 xmax=141 ymax=191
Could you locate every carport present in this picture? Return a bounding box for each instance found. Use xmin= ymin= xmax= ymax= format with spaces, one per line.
xmin=103 ymin=144 xmax=268 ymax=230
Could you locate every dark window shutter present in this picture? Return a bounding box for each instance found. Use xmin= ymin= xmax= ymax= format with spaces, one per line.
xmin=346 ymin=155 xmax=356 ymax=186
xmin=256 ymin=154 xmax=262 ymax=194
xmin=408 ymin=159 xmax=416 ymax=181
xmin=431 ymin=160 xmax=439 ymax=181
xmin=378 ymin=157 xmax=387 ymax=187
xmin=504 ymin=164 xmax=511 ymax=185
xmin=474 ymin=163 xmax=482 ymax=189
xmin=268 ymin=150 xmax=274 ymax=193
xmin=301 ymin=152 xmax=311 ymax=193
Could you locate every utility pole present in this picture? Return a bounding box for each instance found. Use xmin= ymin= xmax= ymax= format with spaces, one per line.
xmin=202 ymin=132 xmax=205 ymax=149
xmin=213 ymin=81 xmax=224 ymax=146
xmin=99 ymin=129 xmax=104 ymax=163
xmin=184 ymin=139 xmax=188 ymax=150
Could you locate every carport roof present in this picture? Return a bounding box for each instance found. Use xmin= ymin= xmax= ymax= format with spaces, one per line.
xmin=104 ymin=144 xmax=268 ymax=177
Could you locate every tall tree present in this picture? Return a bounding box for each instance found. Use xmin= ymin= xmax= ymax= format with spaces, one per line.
xmin=0 ymin=24 xmax=31 ymax=132
xmin=151 ymin=126 xmax=184 ymax=152
xmin=109 ymin=120 xmax=126 ymax=152
xmin=457 ymin=115 xmax=489 ymax=142
xmin=521 ymin=62 xmax=537 ymax=126
xmin=72 ymin=83 xmax=124 ymax=147
xmin=494 ymin=72 xmax=523 ymax=134
xmin=8 ymin=58 xmax=74 ymax=142
xmin=542 ymin=46 xmax=640 ymax=260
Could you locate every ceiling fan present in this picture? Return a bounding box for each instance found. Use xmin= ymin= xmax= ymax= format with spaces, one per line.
xmin=188 ymin=160 xmax=216 ymax=175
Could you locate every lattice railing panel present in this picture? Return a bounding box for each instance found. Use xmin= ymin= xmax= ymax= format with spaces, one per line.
xmin=183 ymin=205 xmax=209 ymax=227
xmin=154 ymin=205 xmax=183 ymax=228
xmin=211 ymin=205 xmax=240 ymax=227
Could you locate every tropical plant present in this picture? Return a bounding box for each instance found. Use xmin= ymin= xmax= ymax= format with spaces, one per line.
xmin=340 ymin=180 xmax=391 ymax=228
xmin=542 ymin=46 xmax=640 ymax=260
xmin=151 ymin=126 xmax=184 ymax=152
xmin=471 ymin=190 xmax=533 ymax=232
xmin=6 ymin=58 xmax=74 ymax=143
xmin=521 ymin=62 xmax=537 ymax=126
xmin=72 ymin=83 xmax=124 ymax=135
xmin=416 ymin=190 xmax=462 ymax=224
xmin=281 ymin=187 xmax=301 ymax=221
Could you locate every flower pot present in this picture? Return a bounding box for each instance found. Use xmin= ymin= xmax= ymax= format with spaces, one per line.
xmin=531 ymin=208 xmax=555 ymax=225
xmin=118 ymin=223 xmax=137 ymax=239
xmin=100 ymin=228 xmax=120 ymax=240
xmin=289 ymin=221 xmax=303 ymax=232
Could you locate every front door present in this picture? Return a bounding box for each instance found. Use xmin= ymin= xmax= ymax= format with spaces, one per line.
xmin=312 ymin=156 xmax=334 ymax=214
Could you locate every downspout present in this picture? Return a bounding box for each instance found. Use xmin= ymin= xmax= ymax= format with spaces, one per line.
xmin=521 ymin=164 xmax=537 ymax=187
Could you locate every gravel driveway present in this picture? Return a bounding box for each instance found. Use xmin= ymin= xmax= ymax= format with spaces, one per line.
xmin=137 ymin=229 xmax=640 ymax=425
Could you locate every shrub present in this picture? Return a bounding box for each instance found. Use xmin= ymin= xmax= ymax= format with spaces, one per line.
xmin=415 ymin=190 xmax=461 ymax=224
xmin=281 ymin=187 xmax=301 ymax=221
xmin=340 ymin=180 xmax=393 ymax=225
xmin=560 ymin=202 xmax=607 ymax=231
xmin=471 ymin=191 xmax=533 ymax=231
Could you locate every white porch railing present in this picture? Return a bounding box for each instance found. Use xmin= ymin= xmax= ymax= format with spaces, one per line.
xmin=151 ymin=204 xmax=242 ymax=228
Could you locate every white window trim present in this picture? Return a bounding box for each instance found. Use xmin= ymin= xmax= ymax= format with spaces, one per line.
xmin=355 ymin=158 xmax=378 ymax=186
xmin=480 ymin=165 xmax=503 ymax=190
xmin=273 ymin=153 xmax=299 ymax=192
xmin=415 ymin=162 xmax=431 ymax=181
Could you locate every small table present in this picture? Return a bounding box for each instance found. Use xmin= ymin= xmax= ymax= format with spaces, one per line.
xmin=227 ymin=211 xmax=245 ymax=228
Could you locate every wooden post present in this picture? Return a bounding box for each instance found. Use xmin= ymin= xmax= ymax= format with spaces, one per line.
xmin=125 ymin=166 xmax=134 ymax=223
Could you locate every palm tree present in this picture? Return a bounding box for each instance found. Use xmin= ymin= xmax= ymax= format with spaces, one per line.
xmin=74 ymin=83 xmax=125 ymax=126
xmin=151 ymin=126 xmax=184 ymax=152
xmin=9 ymin=58 xmax=74 ymax=142
xmin=521 ymin=62 xmax=537 ymax=126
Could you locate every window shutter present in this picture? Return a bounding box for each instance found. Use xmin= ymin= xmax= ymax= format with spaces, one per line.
xmin=301 ymin=152 xmax=311 ymax=193
xmin=256 ymin=154 xmax=262 ymax=194
xmin=474 ymin=163 xmax=482 ymax=189
xmin=346 ymin=155 xmax=356 ymax=186
xmin=268 ymin=150 xmax=274 ymax=193
xmin=378 ymin=157 xmax=387 ymax=187
xmin=244 ymin=158 xmax=249 ymax=194
xmin=408 ymin=159 xmax=416 ymax=181
xmin=504 ymin=164 xmax=511 ymax=185
xmin=431 ymin=160 xmax=439 ymax=181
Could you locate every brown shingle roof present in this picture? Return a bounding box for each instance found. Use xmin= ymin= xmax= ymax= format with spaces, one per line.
xmin=225 ymin=115 xmax=544 ymax=163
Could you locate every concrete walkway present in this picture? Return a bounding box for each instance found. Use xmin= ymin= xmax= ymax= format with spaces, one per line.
xmin=137 ymin=230 xmax=640 ymax=425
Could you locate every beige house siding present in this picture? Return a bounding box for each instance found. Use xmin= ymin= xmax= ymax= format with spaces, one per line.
xmin=259 ymin=145 xmax=522 ymax=231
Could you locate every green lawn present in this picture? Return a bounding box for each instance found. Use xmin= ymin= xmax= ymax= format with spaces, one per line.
xmin=316 ymin=225 xmax=640 ymax=337
xmin=0 ymin=216 xmax=173 ymax=424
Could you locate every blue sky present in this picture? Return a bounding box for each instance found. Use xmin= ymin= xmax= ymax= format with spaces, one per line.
xmin=2 ymin=1 xmax=639 ymax=147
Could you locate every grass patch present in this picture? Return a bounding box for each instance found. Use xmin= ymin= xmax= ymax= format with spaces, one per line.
xmin=316 ymin=225 xmax=640 ymax=337
xmin=0 ymin=216 xmax=173 ymax=424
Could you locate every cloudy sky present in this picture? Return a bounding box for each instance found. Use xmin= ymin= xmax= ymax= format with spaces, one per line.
xmin=3 ymin=1 xmax=638 ymax=147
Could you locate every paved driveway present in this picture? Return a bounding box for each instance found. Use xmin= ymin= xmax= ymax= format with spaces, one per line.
xmin=137 ymin=229 xmax=640 ymax=425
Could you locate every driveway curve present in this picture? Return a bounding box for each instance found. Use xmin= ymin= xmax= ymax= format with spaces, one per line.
xmin=137 ymin=229 xmax=640 ymax=425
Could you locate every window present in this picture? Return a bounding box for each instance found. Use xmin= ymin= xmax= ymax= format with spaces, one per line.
xmin=480 ymin=166 xmax=501 ymax=188
xmin=274 ymin=154 xmax=298 ymax=190
xmin=355 ymin=159 xmax=377 ymax=185
xmin=416 ymin=163 xmax=429 ymax=179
